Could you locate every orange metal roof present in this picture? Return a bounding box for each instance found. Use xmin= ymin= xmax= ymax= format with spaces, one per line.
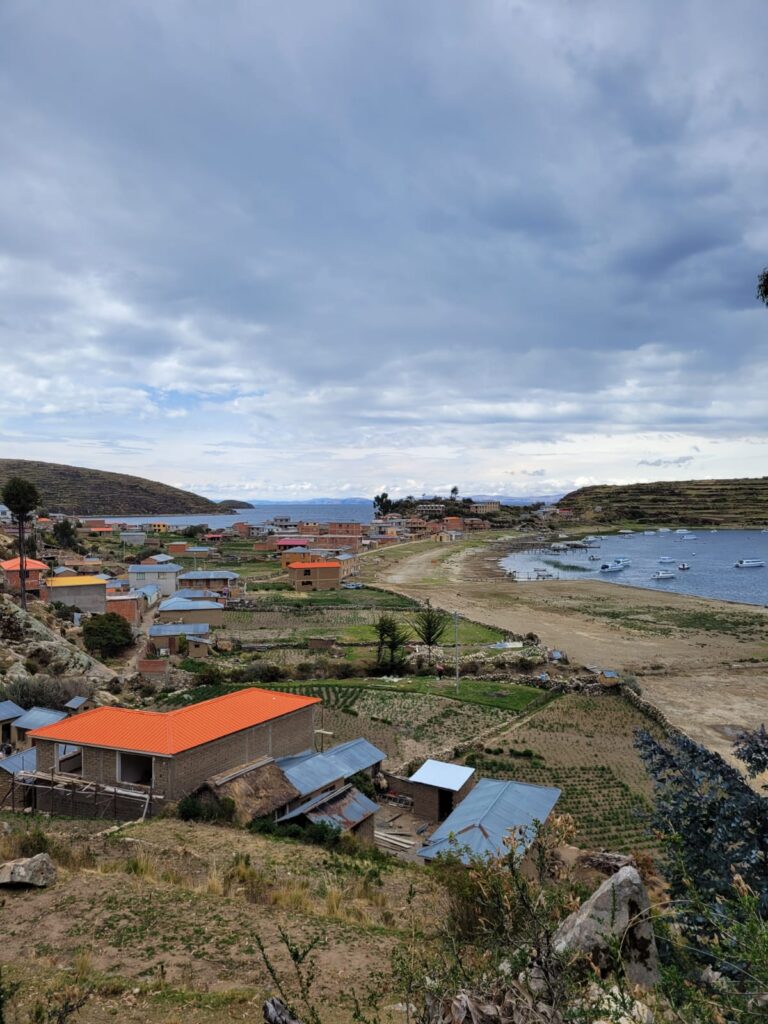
xmin=288 ymin=561 xmax=341 ymax=569
xmin=0 ymin=557 xmax=49 ymax=571
xmin=28 ymin=687 xmax=320 ymax=756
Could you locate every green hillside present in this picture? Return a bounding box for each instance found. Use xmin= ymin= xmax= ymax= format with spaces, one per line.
xmin=559 ymin=477 xmax=768 ymax=527
xmin=0 ymin=459 xmax=228 ymax=516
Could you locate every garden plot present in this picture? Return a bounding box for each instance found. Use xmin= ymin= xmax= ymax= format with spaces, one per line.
xmin=469 ymin=694 xmax=662 ymax=852
xmin=320 ymin=688 xmax=510 ymax=770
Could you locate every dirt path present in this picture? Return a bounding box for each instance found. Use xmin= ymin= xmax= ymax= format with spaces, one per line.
xmin=368 ymin=539 xmax=768 ymax=763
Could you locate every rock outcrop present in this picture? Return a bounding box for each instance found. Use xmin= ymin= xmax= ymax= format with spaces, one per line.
xmin=0 ymin=853 xmax=57 ymax=887
xmin=553 ymin=866 xmax=660 ymax=989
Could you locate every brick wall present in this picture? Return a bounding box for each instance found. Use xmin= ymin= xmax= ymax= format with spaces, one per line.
xmin=35 ymin=740 xmax=56 ymax=773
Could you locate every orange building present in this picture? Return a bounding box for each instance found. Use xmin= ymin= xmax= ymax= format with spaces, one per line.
xmin=0 ymin=557 xmax=49 ymax=599
xmin=287 ymin=560 xmax=342 ymax=592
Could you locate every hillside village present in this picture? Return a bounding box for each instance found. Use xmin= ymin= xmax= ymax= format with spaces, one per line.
xmin=0 ymin=494 xmax=765 ymax=1022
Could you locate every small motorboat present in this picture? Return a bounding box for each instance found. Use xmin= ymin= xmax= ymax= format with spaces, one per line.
xmin=735 ymin=559 xmax=765 ymax=569
xmin=588 ymin=554 xmax=600 ymax=561
xmin=678 ymin=563 xmax=691 ymax=571
xmin=658 ymin=556 xmax=675 ymax=563
xmin=643 ymin=530 xmax=656 ymax=535
xmin=681 ymin=533 xmax=697 ymax=541
xmin=600 ymin=562 xmax=625 ymax=573
xmin=652 ymin=570 xmax=676 ymax=580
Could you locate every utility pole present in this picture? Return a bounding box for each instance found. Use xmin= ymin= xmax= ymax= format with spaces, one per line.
xmin=454 ymin=608 xmax=460 ymax=694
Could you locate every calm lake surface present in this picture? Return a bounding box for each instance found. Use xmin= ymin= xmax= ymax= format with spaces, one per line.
xmin=106 ymin=501 xmax=375 ymax=529
xmin=501 ymin=530 xmax=768 ymax=606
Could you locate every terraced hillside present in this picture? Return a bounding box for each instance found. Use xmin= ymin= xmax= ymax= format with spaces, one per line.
xmin=0 ymin=459 xmax=230 ymax=515
xmin=559 ymin=477 xmax=768 ymax=527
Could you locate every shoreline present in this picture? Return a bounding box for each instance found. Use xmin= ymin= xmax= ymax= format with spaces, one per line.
xmin=369 ymin=537 xmax=768 ymax=766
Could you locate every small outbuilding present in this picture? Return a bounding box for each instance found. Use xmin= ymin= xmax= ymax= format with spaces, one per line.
xmin=45 ymin=576 xmax=107 ymax=614
xmin=156 ymin=597 xmax=224 ymax=626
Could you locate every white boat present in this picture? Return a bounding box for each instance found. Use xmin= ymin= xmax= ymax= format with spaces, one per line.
xmin=588 ymin=554 xmax=600 ymax=561
xmin=643 ymin=530 xmax=656 ymax=535
xmin=658 ymin=556 xmax=675 ymax=563
xmin=600 ymin=561 xmax=626 ymax=573
xmin=678 ymin=563 xmax=691 ymax=571
xmin=675 ymin=529 xmax=688 ymax=535
xmin=651 ymin=570 xmax=676 ymax=580
xmin=735 ymin=559 xmax=765 ymax=569
xmin=658 ymin=527 xmax=671 ymax=533
xmin=681 ymin=533 xmax=697 ymax=541
xmin=618 ymin=529 xmax=634 ymax=535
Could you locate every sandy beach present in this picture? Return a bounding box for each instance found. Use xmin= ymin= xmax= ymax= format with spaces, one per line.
xmin=365 ymin=538 xmax=768 ymax=764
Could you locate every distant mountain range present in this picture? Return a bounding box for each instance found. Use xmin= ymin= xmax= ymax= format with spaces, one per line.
xmin=219 ymin=494 xmax=563 ymax=506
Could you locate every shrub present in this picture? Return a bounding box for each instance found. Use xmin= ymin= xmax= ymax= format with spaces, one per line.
xmin=177 ymin=794 xmax=235 ymax=823
xmin=82 ymin=613 xmax=133 ymax=657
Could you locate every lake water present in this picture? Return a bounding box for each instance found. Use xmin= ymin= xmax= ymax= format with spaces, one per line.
xmin=106 ymin=501 xmax=375 ymax=529
xmin=501 ymin=530 xmax=768 ymax=606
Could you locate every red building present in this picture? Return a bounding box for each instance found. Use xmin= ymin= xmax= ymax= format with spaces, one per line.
xmin=0 ymin=557 xmax=49 ymax=599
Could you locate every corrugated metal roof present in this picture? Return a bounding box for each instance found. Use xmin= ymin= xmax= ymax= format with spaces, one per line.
xmin=0 ymin=747 xmax=37 ymax=773
xmin=13 ymin=707 xmax=68 ymax=731
xmin=28 ymin=688 xmax=320 ymax=756
xmin=47 ymin=576 xmax=106 ymax=588
xmin=149 ymin=622 xmax=210 ymax=637
xmin=172 ymin=589 xmax=220 ymax=599
xmin=178 ymin=570 xmax=239 ymax=580
xmin=158 ymin=598 xmax=222 ymax=612
xmin=276 ymin=738 xmax=385 ymax=797
xmin=409 ymin=759 xmax=475 ymax=792
xmin=128 ymin=563 xmax=183 ymax=573
xmin=148 ymin=553 xmax=174 ymax=563
xmin=277 ymin=784 xmax=378 ymax=830
xmin=0 ymin=700 xmax=25 ymax=722
xmin=418 ymin=778 xmax=561 ymax=864
xmin=64 ymin=696 xmax=89 ymax=710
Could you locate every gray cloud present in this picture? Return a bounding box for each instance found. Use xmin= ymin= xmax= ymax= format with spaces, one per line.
xmin=638 ymin=456 xmax=695 ymax=467
xmin=0 ymin=1 xmax=767 ymax=495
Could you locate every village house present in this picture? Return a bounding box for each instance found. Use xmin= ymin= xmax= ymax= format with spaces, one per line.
xmin=52 ymin=566 xmax=79 ymax=578
xmin=0 ymin=557 xmax=49 ymax=600
xmin=106 ymin=590 xmax=146 ymax=627
xmin=45 ymin=575 xmax=107 ymax=614
xmin=119 ymin=530 xmax=146 ymax=546
xmin=0 ymin=700 xmax=24 ymax=746
xmin=176 ymin=569 xmax=239 ymax=595
xmin=156 ymin=597 xmax=225 ymax=626
xmin=382 ymin=759 xmax=476 ymax=822
xmin=11 ymin=707 xmax=67 ymax=750
xmin=142 ymin=552 xmax=176 ymax=565
xmin=287 ymin=560 xmax=342 ymax=591
xmin=469 ymin=500 xmax=501 ymax=514
xmin=187 ymin=635 xmax=213 ymax=658
xmin=148 ymin=621 xmax=210 ymax=655
xmin=171 ymin=588 xmax=224 ymax=603
xmin=167 ymin=542 xmax=189 ymax=555
xmin=27 ymin=688 xmax=320 ymax=803
xmin=127 ymin=562 xmax=182 ymax=598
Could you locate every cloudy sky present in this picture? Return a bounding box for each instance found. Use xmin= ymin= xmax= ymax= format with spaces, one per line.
xmin=1 ymin=1 xmax=767 ymax=501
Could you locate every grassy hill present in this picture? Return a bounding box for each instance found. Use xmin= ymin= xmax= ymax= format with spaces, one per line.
xmin=559 ymin=477 xmax=768 ymax=527
xmin=0 ymin=459 xmax=231 ymax=516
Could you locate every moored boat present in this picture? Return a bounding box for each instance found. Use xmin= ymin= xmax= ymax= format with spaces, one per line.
xmin=734 ymin=559 xmax=765 ymax=568
xmin=678 ymin=563 xmax=691 ymax=571
xmin=658 ymin=556 xmax=675 ymax=563
xmin=651 ymin=570 xmax=676 ymax=580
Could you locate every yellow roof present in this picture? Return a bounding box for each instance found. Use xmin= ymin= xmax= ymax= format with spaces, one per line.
xmin=47 ymin=575 xmax=107 ymax=587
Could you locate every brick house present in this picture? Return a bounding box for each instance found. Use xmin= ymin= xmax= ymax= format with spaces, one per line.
xmin=0 ymin=557 xmax=49 ymax=599
xmin=28 ymin=688 xmax=320 ymax=802
xmin=156 ymin=597 xmax=225 ymax=626
xmin=148 ymin=621 xmax=209 ymax=655
xmin=176 ymin=569 xmax=239 ymax=595
xmin=106 ymin=591 xmax=145 ymax=627
xmin=287 ymin=560 xmax=342 ymax=591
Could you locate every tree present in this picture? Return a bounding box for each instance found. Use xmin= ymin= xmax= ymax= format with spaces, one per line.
xmin=1 ymin=476 xmax=40 ymax=610
xmin=450 ymin=485 xmax=459 ymax=501
xmin=52 ymin=520 xmax=80 ymax=551
xmin=373 ymin=492 xmax=394 ymax=516
xmin=82 ymin=613 xmax=134 ymax=658
xmin=374 ymin=613 xmax=410 ymax=669
xmin=411 ymin=604 xmax=449 ymax=663
xmin=635 ymin=729 xmax=768 ymax=913
xmin=757 ymin=266 xmax=768 ymax=306
xmin=734 ymin=723 xmax=768 ymax=784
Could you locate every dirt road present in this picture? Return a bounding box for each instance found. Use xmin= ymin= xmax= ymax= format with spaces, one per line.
xmin=367 ymin=540 xmax=768 ymax=764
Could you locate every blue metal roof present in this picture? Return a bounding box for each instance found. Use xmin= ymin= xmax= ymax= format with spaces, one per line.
xmin=137 ymin=584 xmax=160 ymax=597
xmin=158 ymin=598 xmax=222 ymax=612
xmin=276 ymin=739 xmax=385 ymax=797
xmin=64 ymin=695 xmax=88 ymax=710
xmin=277 ymin=784 xmax=378 ymax=830
xmin=12 ymin=707 xmax=68 ymax=731
xmin=172 ymin=589 xmax=219 ymax=599
xmin=179 ymin=570 xmax=239 ymax=580
xmin=409 ymin=759 xmax=475 ymax=792
xmin=0 ymin=743 xmax=80 ymax=775
xmin=418 ymin=778 xmax=561 ymax=864
xmin=0 ymin=700 xmax=24 ymax=722
xmin=149 ymin=622 xmax=210 ymax=637
xmin=148 ymin=553 xmax=174 ymax=563
xmin=128 ymin=563 xmax=183 ymax=574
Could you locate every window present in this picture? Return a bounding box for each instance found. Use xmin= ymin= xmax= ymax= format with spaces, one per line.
xmin=117 ymin=751 xmax=153 ymax=786
xmin=134 ymin=572 xmax=145 ymax=581
xmin=303 ymin=569 xmax=311 ymax=576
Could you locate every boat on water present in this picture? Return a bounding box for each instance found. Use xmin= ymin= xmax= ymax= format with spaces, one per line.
xmin=735 ymin=559 xmax=765 ymax=569
xmin=658 ymin=556 xmax=675 ymax=563
xmin=658 ymin=527 xmax=671 ymax=533
xmin=618 ymin=529 xmax=634 ymax=535
xmin=675 ymin=529 xmax=689 ymax=535
xmin=678 ymin=563 xmax=691 ymax=571
xmin=643 ymin=530 xmax=656 ymax=535
xmin=588 ymin=554 xmax=600 ymax=561
xmin=600 ymin=561 xmax=626 ymax=573
xmin=652 ymin=570 xmax=676 ymax=580
xmin=681 ymin=533 xmax=697 ymax=541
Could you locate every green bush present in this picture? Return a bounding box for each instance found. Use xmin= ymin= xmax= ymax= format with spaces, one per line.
xmin=82 ymin=613 xmax=133 ymax=657
xmin=177 ymin=794 xmax=235 ymax=823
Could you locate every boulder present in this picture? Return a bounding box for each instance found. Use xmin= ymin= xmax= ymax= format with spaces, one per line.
xmin=578 ymin=851 xmax=637 ymax=876
xmin=0 ymin=852 xmax=57 ymax=888
xmin=553 ymin=866 xmax=659 ymax=989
